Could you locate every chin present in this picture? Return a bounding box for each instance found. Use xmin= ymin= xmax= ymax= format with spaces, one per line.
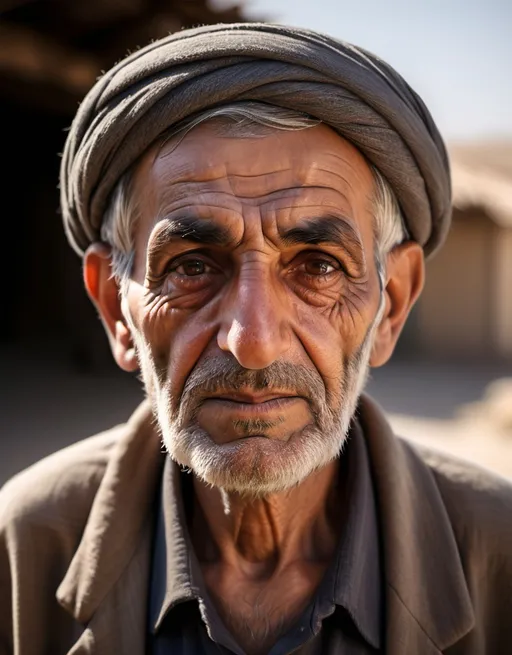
xmin=162 ymin=422 xmax=347 ymax=497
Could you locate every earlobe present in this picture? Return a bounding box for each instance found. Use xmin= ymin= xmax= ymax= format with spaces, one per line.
xmin=369 ymin=241 xmax=424 ymax=367
xmin=113 ymin=318 xmax=139 ymax=372
xmin=83 ymin=243 xmax=139 ymax=372
xmin=369 ymin=292 xmax=392 ymax=367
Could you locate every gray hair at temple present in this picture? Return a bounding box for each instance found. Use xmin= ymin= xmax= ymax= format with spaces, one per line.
xmin=100 ymin=102 xmax=407 ymax=293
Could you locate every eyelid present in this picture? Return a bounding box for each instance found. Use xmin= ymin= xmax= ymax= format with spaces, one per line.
xmin=291 ymin=249 xmax=346 ymax=273
xmin=167 ymin=249 xmax=218 ymax=269
xmin=310 ymin=248 xmax=363 ymax=278
xmin=170 ymin=252 xmax=207 ymax=266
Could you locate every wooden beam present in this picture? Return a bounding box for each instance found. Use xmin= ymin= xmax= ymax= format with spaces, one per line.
xmin=66 ymin=0 xmax=146 ymax=26
xmin=0 ymin=23 xmax=99 ymax=96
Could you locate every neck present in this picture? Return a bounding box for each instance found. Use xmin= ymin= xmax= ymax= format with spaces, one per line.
xmin=189 ymin=460 xmax=342 ymax=574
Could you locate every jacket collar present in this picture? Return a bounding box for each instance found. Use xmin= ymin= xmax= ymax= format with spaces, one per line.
xmin=56 ymin=399 xmax=163 ymax=624
xmin=56 ymin=395 xmax=474 ymax=654
xmin=357 ymin=394 xmax=475 ymax=652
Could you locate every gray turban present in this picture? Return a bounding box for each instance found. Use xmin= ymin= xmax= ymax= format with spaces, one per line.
xmin=60 ymin=22 xmax=451 ymax=258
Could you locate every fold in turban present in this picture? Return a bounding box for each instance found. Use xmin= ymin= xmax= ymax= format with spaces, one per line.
xmin=60 ymin=22 xmax=451 ymax=258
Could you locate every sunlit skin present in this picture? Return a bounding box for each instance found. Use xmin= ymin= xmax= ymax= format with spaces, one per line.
xmin=84 ymin=123 xmax=424 ymax=654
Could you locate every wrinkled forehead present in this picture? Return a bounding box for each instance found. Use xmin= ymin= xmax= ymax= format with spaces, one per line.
xmin=126 ymin=122 xmax=380 ymax=279
xmin=132 ymin=121 xmax=376 ymax=209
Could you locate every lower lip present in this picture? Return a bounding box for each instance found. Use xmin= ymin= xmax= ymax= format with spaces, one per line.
xmin=201 ymin=397 xmax=302 ymax=416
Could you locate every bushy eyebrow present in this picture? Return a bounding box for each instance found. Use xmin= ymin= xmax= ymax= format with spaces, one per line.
xmin=148 ymin=216 xmax=232 ymax=258
xmin=147 ymin=213 xmax=363 ymax=263
xmin=279 ymin=215 xmax=364 ymax=256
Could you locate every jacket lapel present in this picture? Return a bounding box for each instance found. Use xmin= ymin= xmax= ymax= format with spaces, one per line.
xmin=56 ymin=400 xmax=163 ymax=655
xmin=358 ymin=394 xmax=475 ymax=654
xmin=65 ymin=521 xmax=153 ymax=655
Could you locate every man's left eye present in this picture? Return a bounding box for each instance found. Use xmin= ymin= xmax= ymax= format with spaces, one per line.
xmin=303 ymin=259 xmax=338 ymax=276
xmin=174 ymin=259 xmax=209 ymax=276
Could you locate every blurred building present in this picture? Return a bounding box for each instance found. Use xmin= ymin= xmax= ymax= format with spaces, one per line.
xmin=0 ymin=0 xmax=247 ymax=369
xmin=411 ymin=142 xmax=512 ymax=361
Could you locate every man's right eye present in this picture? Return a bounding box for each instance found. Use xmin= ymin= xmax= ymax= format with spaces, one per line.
xmin=173 ymin=258 xmax=209 ymax=276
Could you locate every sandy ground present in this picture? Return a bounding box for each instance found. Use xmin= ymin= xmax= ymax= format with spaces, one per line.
xmin=1 ymin=344 xmax=511 ymax=485
xmin=386 ymin=412 xmax=512 ymax=479
xmin=367 ymin=362 xmax=512 ymax=480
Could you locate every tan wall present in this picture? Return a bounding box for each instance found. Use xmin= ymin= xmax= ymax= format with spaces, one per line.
xmin=493 ymin=227 xmax=512 ymax=356
xmin=416 ymin=211 xmax=494 ymax=357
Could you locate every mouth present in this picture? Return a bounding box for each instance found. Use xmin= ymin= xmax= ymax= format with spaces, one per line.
xmin=201 ymin=396 xmax=303 ymax=417
xmin=194 ymin=390 xmax=313 ymax=444
xmin=208 ymin=391 xmax=301 ymax=404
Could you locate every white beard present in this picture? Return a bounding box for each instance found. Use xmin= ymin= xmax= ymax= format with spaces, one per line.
xmin=130 ymin=291 xmax=385 ymax=498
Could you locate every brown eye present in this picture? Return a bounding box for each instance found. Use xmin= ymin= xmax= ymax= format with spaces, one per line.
xmin=303 ymin=259 xmax=338 ymax=276
xmin=174 ymin=259 xmax=208 ymax=276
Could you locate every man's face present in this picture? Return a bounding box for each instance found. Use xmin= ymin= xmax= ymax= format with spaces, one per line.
xmin=123 ymin=123 xmax=383 ymax=495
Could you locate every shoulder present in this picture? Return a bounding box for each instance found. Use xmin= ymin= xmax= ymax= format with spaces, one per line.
xmin=402 ymin=438 xmax=512 ymax=560
xmin=0 ymin=424 xmax=125 ymax=536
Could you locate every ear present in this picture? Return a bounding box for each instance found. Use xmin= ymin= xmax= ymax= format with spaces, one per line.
xmin=370 ymin=241 xmax=424 ymax=367
xmin=83 ymin=243 xmax=138 ymax=372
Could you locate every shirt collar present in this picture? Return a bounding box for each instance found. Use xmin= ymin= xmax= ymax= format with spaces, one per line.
xmin=149 ymin=457 xmax=195 ymax=632
xmin=329 ymin=418 xmax=382 ymax=648
xmin=150 ymin=420 xmax=382 ymax=648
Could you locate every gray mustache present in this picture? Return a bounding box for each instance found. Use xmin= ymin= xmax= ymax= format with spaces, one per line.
xmin=178 ymin=356 xmax=327 ymax=420
xmin=183 ymin=356 xmax=324 ymax=396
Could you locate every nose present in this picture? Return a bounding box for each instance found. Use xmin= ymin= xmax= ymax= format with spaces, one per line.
xmin=217 ymin=264 xmax=290 ymax=370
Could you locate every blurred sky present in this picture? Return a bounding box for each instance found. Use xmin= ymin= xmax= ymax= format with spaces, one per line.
xmin=212 ymin=0 xmax=512 ymax=142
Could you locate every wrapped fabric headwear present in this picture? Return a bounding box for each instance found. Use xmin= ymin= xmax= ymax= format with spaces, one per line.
xmin=60 ymin=22 xmax=451 ymax=258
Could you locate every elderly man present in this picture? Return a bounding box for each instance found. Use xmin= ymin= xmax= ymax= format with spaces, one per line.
xmin=1 ymin=23 xmax=511 ymax=655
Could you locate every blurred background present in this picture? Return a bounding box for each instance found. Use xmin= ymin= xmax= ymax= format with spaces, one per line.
xmin=1 ymin=0 xmax=511 ymax=485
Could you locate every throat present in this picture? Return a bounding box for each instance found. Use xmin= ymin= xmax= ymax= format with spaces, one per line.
xmin=201 ymin=560 xmax=328 ymax=655
xmin=190 ymin=458 xmax=342 ymax=566
xmin=187 ymin=462 xmax=344 ymax=653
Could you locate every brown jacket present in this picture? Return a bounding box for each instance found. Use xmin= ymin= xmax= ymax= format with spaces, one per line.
xmin=1 ymin=395 xmax=511 ymax=655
